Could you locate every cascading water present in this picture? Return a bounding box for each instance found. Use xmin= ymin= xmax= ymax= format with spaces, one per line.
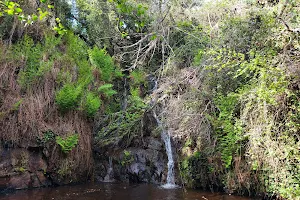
xmin=153 ymin=111 xmax=177 ymax=189
xmin=68 ymin=0 xmax=79 ymax=27
xmin=103 ymin=157 xmax=114 ymax=182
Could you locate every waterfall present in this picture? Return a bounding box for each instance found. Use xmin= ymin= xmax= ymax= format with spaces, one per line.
xmin=68 ymin=0 xmax=79 ymax=27
xmin=103 ymin=157 xmax=114 ymax=182
xmin=153 ymin=111 xmax=177 ymax=189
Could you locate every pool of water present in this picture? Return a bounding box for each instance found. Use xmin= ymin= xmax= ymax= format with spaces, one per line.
xmin=0 ymin=183 xmax=255 ymax=200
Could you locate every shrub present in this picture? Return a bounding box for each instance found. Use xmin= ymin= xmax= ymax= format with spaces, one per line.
xmin=170 ymin=21 xmax=209 ymax=66
xmin=37 ymin=130 xmax=55 ymax=146
xmin=77 ymin=59 xmax=94 ymax=87
xmin=130 ymin=70 xmax=146 ymax=85
xmin=98 ymin=84 xmax=117 ymax=97
xmin=15 ymin=36 xmax=43 ymax=88
xmin=56 ymin=134 xmax=79 ymax=154
xmin=56 ymin=84 xmax=82 ymax=112
xmin=65 ymin=32 xmax=89 ymax=63
xmin=82 ymin=92 xmax=101 ymax=117
xmin=14 ymin=34 xmax=63 ymax=88
xmin=179 ymin=151 xmax=210 ymax=189
xmin=88 ymin=47 xmax=115 ymax=82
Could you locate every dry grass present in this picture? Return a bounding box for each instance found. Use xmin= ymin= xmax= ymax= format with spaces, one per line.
xmin=0 ymin=43 xmax=93 ymax=181
xmin=153 ymin=65 xmax=214 ymax=154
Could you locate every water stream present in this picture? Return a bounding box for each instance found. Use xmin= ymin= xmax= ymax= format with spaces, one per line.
xmin=103 ymin=157 xmax=114 ymax=182
xmin=153 ymin=111 xmax=177 ymax=189
xmin=68 ymin=0 xmax=79 ymax=27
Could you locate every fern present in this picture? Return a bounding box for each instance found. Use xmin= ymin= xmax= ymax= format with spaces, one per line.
xmin=56 ymin=84 xmax=82 ymax=112
xmin=98 ymin=84 xmax=117 ymax=97
xmin=82 ymin=92 xmax=101 ymax=117
xmin=88 ymin=47 xmax=115 ymax=82
xmin=56 ymin=134 xmax=79 ymax=154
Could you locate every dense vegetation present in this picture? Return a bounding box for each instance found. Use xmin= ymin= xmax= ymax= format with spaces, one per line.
xmin=0 ymin=0 xmax=299 ymax=199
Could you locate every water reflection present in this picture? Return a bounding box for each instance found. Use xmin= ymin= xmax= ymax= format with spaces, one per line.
xmin=0 ymin=183 xmax=253 ymax=200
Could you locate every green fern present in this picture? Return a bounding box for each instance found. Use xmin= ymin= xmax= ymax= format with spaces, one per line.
xmin=88 ymin=47 xmax=115 ymax=82
xmin=82 ymin=92 xmax=101 ymax=117
xmin=56 ymin=84 xmax=82 ymax=112
xmin=56 ymin=134 xmax=79 ymax=154
xmin=98 ymin=84 xmax=117 ymax=97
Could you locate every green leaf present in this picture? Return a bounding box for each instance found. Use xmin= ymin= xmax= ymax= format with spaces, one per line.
xmin=32 ymin=14 xmax=38 ymax=21
xmin=15 ymin=7 xmax=22 ymax=13
xmin=6 ymin=9 xmax=14 ymax=15
xmin=7 ymin=3 xmax=15 ymax=9
xmin=55 ymin=134 xmax=79 ymax=153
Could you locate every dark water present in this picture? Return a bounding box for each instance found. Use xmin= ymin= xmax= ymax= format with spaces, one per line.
xmin=0 ymin=183 xmax=255 ymax=200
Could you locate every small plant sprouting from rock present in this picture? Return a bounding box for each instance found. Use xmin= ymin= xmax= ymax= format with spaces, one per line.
xmin=37 ymin=130 xmax=55 ymax=145
xmin=121 ymin=150 xmax=134 ymax=166
xmin=56 ymin=134 xmax=79 ymax=154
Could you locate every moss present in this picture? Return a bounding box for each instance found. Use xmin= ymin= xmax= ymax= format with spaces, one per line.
xmin=179 ymin=151 xmax=211 ymax=189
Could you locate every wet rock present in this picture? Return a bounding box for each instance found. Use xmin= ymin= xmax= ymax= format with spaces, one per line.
xmin=0 ymin=147 xmax=52 ymax=190
xmin=29 ymin=152 xmax=47 ymax=172
xmin=0 ymin=177 xmax=9 ymax=191
xmin=9 ymin=172 xmax=31 ymax=189
xmin=126 ymin=148 xmax=164 ymax=183
xmin=31 ymin=172 xmax=50 ymax=188
xmin=94 ymin=145 xmax=165 ymax=184
xmin=0 ymin=160 xmax=11 ymax=177
xmin=147 ymin=138 xmax=162 ymax=151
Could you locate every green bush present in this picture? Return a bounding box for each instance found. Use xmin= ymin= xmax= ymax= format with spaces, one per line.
xmin=77 ymin=59 xmax=94 ymax=87
xmin=98 ymin=84 xmax=117 ymax=97
xmin=212 ymin=94 xmax=244 ymax=168
xmin=14 ymin=34 xmax=63 ymax=88
xmin=37 ymin=130 xmax=55 ymax=145
xmin=65 ymin=32 xmax=89 ymax=63
xmin=130 ymin=70 xmax=146 ymax=85
xmin=15 ymin=36 xmax=43 ymax=87
xmin=82 ymin=92 xmax=101 ymax=117
xmin=56 ymin=134 xmax=79 ymax=154
xmin=180 ymin=151 xmax=210 ymax=189
xmin=171 ymin=21 xmax=209 ymax=66
xmin=88 ymin=47 xmax=116 ymax=82
xmin=56 ymin=84 xmax=82 ymax=112
xmin=97 ymin=88 xmax=147 ymax=145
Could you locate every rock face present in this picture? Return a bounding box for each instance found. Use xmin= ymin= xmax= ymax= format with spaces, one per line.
xmin=94 ymin=136 xmax=168 ymax=184
xmin=93 ymin=111 xmax=179 ymax=185
xmin=0 ymin=148 xmax=51 ymax=192
xmin=0 ymin=112 xmax=177 ymax=191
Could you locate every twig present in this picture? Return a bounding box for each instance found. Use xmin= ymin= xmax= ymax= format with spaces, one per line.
xmin=118 ymin=33 xmax=154 ymax=49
